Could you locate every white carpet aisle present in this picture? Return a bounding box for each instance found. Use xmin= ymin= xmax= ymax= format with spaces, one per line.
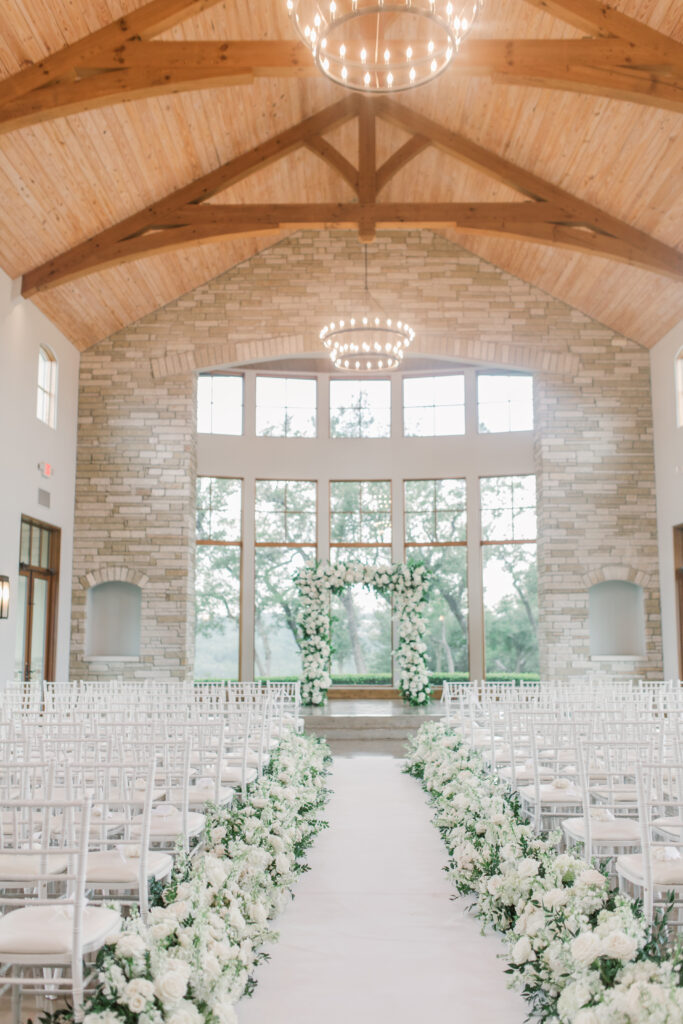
xmin=238 ymin=756 xmax=527 ymax=1024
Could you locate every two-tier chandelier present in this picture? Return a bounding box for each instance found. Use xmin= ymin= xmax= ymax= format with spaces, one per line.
xmin=320 ymin=247 xmax=415 ymax=371
xmin=286 ymin=0 xmax=482 ymax=93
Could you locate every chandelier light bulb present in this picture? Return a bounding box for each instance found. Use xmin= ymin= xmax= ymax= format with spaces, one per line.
xmin=285 ymin=0 xmax=482 ymax=93
xmin=320 ymin=313 xmax=416 ymax=373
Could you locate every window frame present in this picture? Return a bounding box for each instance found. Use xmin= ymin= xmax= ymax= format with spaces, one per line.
xmin=36 ymin=346 xmax=57 ymax=429
xmin=196 ymin=372 xmax=244 ymax=436
xmin=255 ymin=373 xmax=318 ymax=439
xmin=195 ymin=476 xmax=244 ymax=680
xmin=329 ymin=376 xmax=392 ymax=440
xmin=401 ymin=372 xmax=466 ymax=438
xmin=403 ymin=477 xmax=468 ymax=549
xmin=329 ymin=479 xmax=393 ymax=553
xmin=254 ymin=478 xmax=318 ymax=548
xmin=476 ymin=370 xmax=534 ymax=435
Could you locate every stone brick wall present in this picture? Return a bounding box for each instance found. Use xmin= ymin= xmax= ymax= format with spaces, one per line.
xmin=70 ymin=229 xmax=662 ymax=681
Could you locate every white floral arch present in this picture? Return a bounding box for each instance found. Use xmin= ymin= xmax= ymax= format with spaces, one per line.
xmin=294 ymin=561 xmax=431 ymax=706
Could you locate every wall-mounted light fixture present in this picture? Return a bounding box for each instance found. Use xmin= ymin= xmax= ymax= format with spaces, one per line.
xmin=0 ymin=576 xmax=10 ymax=619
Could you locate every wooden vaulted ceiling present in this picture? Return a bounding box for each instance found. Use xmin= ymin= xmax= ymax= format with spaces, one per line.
xmin=0 ymin=0 xmax=681 ymax=351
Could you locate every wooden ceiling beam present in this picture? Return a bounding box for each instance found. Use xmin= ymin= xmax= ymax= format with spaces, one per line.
xmin=374 ymin=96 xmax=682 ymax=278
xmin=20 ymin=96 xmax=683 ymax=296
xmin=0 ymin=0 xmax=226 ymax=108
xmin=376 ymin=135 xmax=430 ymax=193
xmin=21 ymin=96 xmax=359 ymax=296
xmin=305 ymin=137 xmax=360 ymax=195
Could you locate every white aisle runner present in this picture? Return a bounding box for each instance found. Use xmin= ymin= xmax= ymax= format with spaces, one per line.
xmin=238 ymin=756 xmax=527 ymax=1024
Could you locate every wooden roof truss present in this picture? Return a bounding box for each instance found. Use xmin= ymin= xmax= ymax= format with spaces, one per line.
xmin=22 ymin=92 xmax=683 ymax=296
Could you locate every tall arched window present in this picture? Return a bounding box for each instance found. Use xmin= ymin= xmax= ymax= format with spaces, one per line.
xmin=676 ymin=347 xmax=683 ymax=428
xmin=36 ymin=346 xmax=57 ymax=428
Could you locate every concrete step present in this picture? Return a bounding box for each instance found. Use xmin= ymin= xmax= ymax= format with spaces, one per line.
xmin=303 ymin=711 xmax=442 ymax=745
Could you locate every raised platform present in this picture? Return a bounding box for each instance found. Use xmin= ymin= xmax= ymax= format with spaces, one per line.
xmin=328 ymin=686 xmax=443 ymax=700
xmin=303 ymin=698 xmax=443 ymax=756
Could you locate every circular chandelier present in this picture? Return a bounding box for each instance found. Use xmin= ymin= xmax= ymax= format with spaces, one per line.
xmin=320 ymin=315 xmax=414 ymax=371
xmin=286 ymin=1 xmax=482 ymax=93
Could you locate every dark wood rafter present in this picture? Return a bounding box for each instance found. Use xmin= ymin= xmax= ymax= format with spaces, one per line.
xmin=21 ymin=96 xmax=683 ymax=296
xmin=0 ymin=0 xmax=682 ymax=135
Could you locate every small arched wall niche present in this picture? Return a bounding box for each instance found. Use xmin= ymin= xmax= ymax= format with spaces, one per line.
xmin=86 ymin=581 xmax=142 ymax=658
xmin=588 ymin=580 xmax=645 ymax=658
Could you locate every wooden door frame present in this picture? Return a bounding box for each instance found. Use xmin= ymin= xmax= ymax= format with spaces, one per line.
xmin=18 ymin=516 xmax=60 ymax=682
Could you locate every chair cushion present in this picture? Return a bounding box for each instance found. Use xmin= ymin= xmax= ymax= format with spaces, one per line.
xmin=590 ymin=784 xmax=638 ymax=803
xmin=0 ymin=905 xmax=121 ymax=956
xmin=0 ymin=852 xmax=69 ymax=880
xmin=653 ymin=817 xmax=683 ymax=841
xmin=170 ymin=783 xmax=234 ymax=807
xmin=562 ymin=816 xmax=641 ymax=842
xmin=519 ymin=782 xmax=582 ymax=803
xmin=132 ymin=807 xmax=205 ymax=839
xmin=499 ymin=765 xmax=554 ymax=782
xmin=86 ymin=849 xmax=173 ymax=883
xmin=219 ymin=766 xmax=258 ymax=786
xmin=617 ymin=853 xmax=683 ymax=886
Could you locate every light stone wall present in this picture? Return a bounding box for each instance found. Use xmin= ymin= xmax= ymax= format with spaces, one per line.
xmin=70 ymin=229 xmax=663 ymax=681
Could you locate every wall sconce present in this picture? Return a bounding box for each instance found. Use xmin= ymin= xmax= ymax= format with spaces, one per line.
xmin=0 ymin=576 xmax=9 ymax=619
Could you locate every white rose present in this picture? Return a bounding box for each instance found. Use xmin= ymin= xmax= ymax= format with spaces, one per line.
xmin=166 ymin=1000 xmax=204 ymax=1024
xmin=115 ymin=932 xmax=146 ymax=959
xmin=211 ymin=826 xmax=226 ymax=843
xmin=577 ymin=868 xmax=607 ymax=888
xmin=228 ymin=904 xmax=246 ymax=931
xmin=149 ymin=920 xmax=177 ymax=941
xmin=517 ymin=858 xmax=540 ymax=878
xmin=512 ymin=936 xmax=534 ymax=963
xmin=542 ymin=887 xmax=569 ymax=910
xmin=574 ymin=1011 xmax=601 ymax=1024
xmin=83 ymin=1013 xmax=124 ymax=1024
xmin=525 ymin=910 xmax=545 ymax=937
xmin=204 ymin=855 xmax=227 ymax=889
xmin=154 ymin=963 xmax=191 ymax=1006
xmin=571 ymin=931 xmax=602 ymax=967
xmin=122 ymin=978 xmax=155 ymax=1013
xmin=168 ymin=900 xmax=191 ymax=921
xmin=248 ymin=902 xmax=269 ymax=926
xmin=601 ymin=930 xmax=638 ymax=961
xmin=558 ymin=979 xmax=593 ymax=1018
xmin=275 ymin=853 xmax=292 ymax=874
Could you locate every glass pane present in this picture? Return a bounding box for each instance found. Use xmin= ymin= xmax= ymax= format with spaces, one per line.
xmin=403 ymin=408 xmax=429 ymax=437
xmin=285 ymin=512 xmax=316 ymax=544
xmin=286 ymin=408 xmax=316 ymax=437
xmin=406 ymin=546 xmax=469 ymax=680
xmin=256 ymin=376 xmax=286 ymax=407
xmin=287 ymin=377 xmax=316 ymax=408
xmin=197 ymin=376 xmax=242 ymax=435
xmin=405 ymin=479 xmax=434 ymax=511
xmin=436 ymin=509 xmax=466 ymax=543
xmin=330 ymin=512 xmax=361 ymax=544
xmin=360 ymin=512 xmax=391 ymax=544
xmin=331 ymin=579 xmax=392 ymax=684
xmin=39 ymin=529 xmax=50 ymax=569
xmin=478 ymin=374 xmax=533 ymax=434
xmin=255 ymin=407 xmax=284 ymax=437
xmin=330 ymin=379 xmax=391 ymax=439
xmin=29 ymin=577 xmax=48 ymax=681
xmin=480 ymin=475 xmax=536 ymax=543
xmin=254 ymin=547 xmax=313 ymax=678
xmin=194 ymin=545 xmax=240 ymax=679
xmin=20 ymin=522 xmax=30 ymax=564
xmin=362 ymin=481 xmax=391 ymax=511
xmin=30 ymin=526 xmax=41 ymax=567
xmin=14 ymin=575 xmax=28 ymax=680
xmin=405 ymin=512 xmax=434 ymax=544
xmin=330 ymin=481 xmax=361 ymax=512
xmin=483 ymin=543 xmax=538 ymax=677
xmin=196 ymin=478 xmax=241 ymax=542
xmin=255 ymin=513 xmax=286 ymax=544
xmin=403 ymin=375 xmax=464 ymax=436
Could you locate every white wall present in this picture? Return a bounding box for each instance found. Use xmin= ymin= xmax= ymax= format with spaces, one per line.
xmin=0 ymin=271 xmax=79 ymax=682
xmin=650 ymin=319 xmax=683 ymax=679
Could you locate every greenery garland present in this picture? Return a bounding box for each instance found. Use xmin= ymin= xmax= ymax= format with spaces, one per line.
xmin=45 ymin=733 xmax=331 ymax=1024
xmin=294 ymin=560 xmax=431 ymax=706
xmin=406 ymin=723 xmax=683 ymax=1023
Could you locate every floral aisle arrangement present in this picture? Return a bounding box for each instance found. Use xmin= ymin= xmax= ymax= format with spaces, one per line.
xmin=405 ymin=723 xmax=683 ymax=1023
xmin=294 ymin=560 xmax=430 ymax=706
xmin=63 ymin=732 xmax=331 ymax=1024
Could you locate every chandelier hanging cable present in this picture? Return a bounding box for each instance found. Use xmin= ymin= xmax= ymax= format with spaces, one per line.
xmin=320 ymin=247 xmax=415 ymax=372
xmin=286 ymin=0 xmax=482 ymax=93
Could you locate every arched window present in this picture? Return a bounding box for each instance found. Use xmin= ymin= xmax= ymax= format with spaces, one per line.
xmin=36 ymin=346 xmax=57 ymax=428
xmin=86 ymin=581 xmax=142 ymax=658
xmin=588 ymin=580 xmax=645 ymax=658
xmin=676 ymin=347 xmax=683 ymax=427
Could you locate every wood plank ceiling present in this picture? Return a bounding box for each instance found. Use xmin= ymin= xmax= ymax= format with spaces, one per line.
xmin=0 ymin=0 xmax=681 ymax=351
